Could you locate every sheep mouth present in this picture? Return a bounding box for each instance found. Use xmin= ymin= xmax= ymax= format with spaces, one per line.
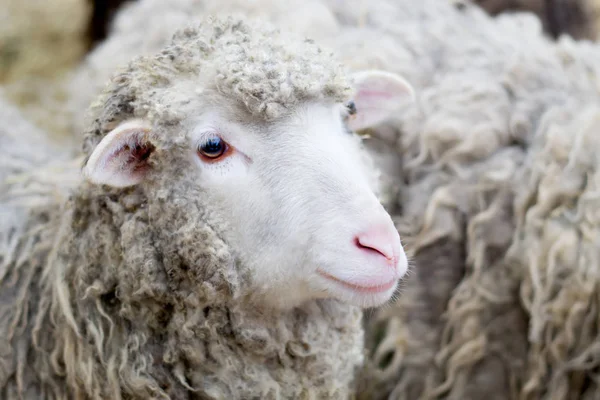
xmin=316 ymin=269 xmax=397 ymax=294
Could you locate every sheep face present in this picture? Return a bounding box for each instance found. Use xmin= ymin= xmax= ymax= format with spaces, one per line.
xmin=84 ymin=25 xmax=412 ymax=307
xmin=83 ymin=70 xmax=413 ymax=310
xmin=187 ymin=99 xmax=410 ymax=309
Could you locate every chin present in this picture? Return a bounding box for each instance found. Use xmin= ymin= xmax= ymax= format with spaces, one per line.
xmin=316 ymin=270 xmax=399 ymax=308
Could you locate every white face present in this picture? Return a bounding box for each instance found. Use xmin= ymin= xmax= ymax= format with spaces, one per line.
xmin=185 ymin=102 xmax=408 ymax=308
xmin=84 ymin=70 xmax=414 ymax=309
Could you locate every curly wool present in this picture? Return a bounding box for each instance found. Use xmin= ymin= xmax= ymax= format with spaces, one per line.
xmin=510 ymin=103 xmax=600 ymax=399
xmin=0 ymin=92 xmax=81 ymax=399
xmin=0 ymin=18 xmax=364 ymax=399
xmin=319 ymin=0 xmax=600 ymax=399
xmin=82 ymin=17 xmax=350 ymax=154
xmin=0 ymin=195 xmax=364 ymax=399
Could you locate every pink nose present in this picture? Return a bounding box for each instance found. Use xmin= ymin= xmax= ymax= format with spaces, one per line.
xmin=355 ymin=223 xmax=401 ymax=265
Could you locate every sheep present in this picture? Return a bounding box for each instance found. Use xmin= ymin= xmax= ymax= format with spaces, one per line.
xmin=317 ymin=0 xmax=600 ymax=398
xmin=12 ymin=0 xmax=600 ymax=397
xmin=0 ymin=17 xmax=415 ymax=399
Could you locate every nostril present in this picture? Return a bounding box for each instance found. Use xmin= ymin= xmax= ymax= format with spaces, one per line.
xmin=355 ymin=234 xmax=394 ymax=261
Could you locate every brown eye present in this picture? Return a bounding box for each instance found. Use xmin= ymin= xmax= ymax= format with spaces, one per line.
xmin=198 ymin=137 xmax=229 ymax=161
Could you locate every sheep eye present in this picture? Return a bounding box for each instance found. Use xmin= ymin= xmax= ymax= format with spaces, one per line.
xmin=345 ymin=100 xmax=357 ymax=116
xmin=198 ymin=137 xmax=227 ymax=160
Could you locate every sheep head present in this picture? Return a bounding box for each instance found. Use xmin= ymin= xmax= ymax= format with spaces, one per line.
xmin=80 ymin=18 xmax=414 ymax=310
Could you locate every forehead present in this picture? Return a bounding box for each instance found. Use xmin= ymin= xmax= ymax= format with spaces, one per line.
xmin=142 ymin=20 xmax=352 ymax=117
xmin=85 ymin=20 xmax=354 ymax=156
xmin=185 ymin=100 xmax=346 ymax=141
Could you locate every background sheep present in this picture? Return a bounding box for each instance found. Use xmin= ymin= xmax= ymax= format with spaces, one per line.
xmin=0 ymin=18 xmax=414 ymax=399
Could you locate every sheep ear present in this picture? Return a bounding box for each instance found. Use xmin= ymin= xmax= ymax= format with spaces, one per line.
xmin=83 ymin=119 xmax=156 ymax=188
xmin=347 ymin=70 xmax=415 ymax=132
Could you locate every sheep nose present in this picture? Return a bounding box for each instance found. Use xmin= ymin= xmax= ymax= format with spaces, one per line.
xmin=354 ymin=222 xmax=401 ymax=266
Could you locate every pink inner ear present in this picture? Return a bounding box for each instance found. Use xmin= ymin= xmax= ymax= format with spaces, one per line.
xmin=103 ymin=131 xmax=155 ymax=172
xmin=348 ymin=71 xmax=414 ymax=131
xmin=84 ymin=119 xmax=156 ymax=187
xmin=348 ymin=88 xmax=403 ymax=131
xmin=128 ymin=142 xmax=155 ymax=173
xmin=86 ymin=130 xmax=155 ymax=187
